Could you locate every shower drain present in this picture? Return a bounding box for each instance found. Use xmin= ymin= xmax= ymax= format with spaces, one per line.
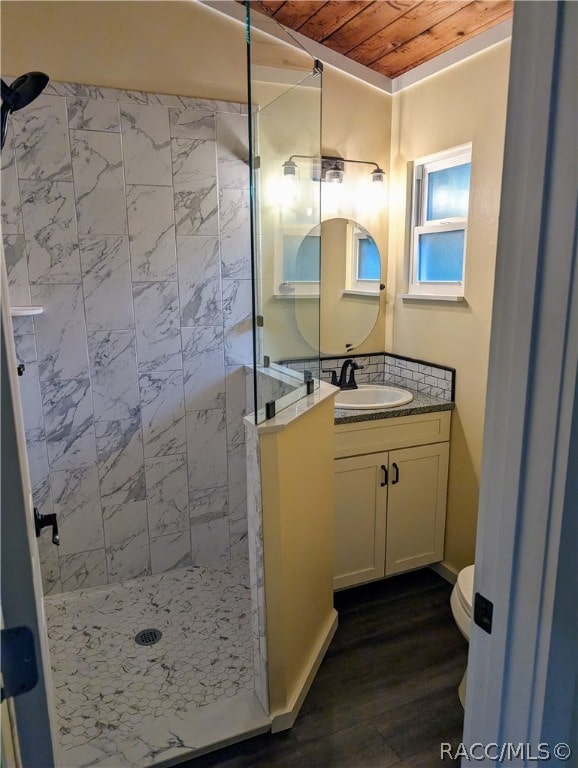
xmin=134 ymin=628 xmax=162 ymax=646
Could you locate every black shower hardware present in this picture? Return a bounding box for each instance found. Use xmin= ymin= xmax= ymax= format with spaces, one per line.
xmin=1 ymin=71 xmax=50 ymax=151
xmin=34 ymin=506 xmax=60 ymax=546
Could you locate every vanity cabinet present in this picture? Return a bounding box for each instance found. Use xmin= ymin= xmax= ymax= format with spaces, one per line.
xmin=334 ymin=454 xmax=387 ymax=587
xmin=333 ymin=410 xmax=451 ymax=590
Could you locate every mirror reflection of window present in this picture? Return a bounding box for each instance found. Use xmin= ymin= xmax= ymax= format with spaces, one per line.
xmin=283 ymin=234 xmax=320 ymax=283
xmin=293 ymin=217 xmax=382 ymax=355
xmin=347 ymin=223 xmax=380 ymax=294
xmin=277 ymin=226 xmax=321 ymax=296
xmin=357 ymin=236 xmax=381 ymax=280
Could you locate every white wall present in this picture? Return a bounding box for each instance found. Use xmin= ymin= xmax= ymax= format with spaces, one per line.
xmin=387 ymin=41 xmax=511 ymax=572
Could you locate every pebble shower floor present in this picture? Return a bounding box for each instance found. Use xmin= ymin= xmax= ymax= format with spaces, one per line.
xmin=44 ymin=556 xmax=253 ymax=760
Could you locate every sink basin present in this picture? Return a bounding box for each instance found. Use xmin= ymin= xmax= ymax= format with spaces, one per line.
xmin=334 ymin=384 xmax=414 ymax=410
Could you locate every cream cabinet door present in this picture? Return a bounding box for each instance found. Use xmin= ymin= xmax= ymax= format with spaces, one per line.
xmin=385 ymin=442 xmax=449 ymax=575
xmin=333 ymin=453 xmax=388 ymax=589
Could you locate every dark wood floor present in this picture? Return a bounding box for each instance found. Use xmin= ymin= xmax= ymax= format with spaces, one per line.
xmin=179 ymin=568 xmax=467 ymax=768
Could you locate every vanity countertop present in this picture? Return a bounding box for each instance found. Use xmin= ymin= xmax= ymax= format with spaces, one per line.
xmin=334 ymin=390 xmax=454 ymax=425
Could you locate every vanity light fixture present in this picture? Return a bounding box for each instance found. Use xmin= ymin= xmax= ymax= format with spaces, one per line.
xmin=282 ymin=154 xmax=386 ymax=185
xmin=281 ymin=158 xmax=298 ymax=177
xmin=323 ymin=159 xmax=345 ymax=184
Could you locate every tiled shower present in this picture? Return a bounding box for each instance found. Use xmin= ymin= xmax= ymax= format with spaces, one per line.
xmin=1 ymin=79 xmax=266 ymax=765
xmin=2 ymin=81 xmax=253 ymax=594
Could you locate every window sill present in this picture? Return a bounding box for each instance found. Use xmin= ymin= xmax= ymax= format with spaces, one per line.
xmin=399 ymin=293 xmax=466 ymax=303
xmin=342 ymin=289 xmax=381 ymax=298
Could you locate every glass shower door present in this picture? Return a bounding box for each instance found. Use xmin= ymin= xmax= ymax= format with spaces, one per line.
xmin=246 ymin=4 xmax=323 ymax=423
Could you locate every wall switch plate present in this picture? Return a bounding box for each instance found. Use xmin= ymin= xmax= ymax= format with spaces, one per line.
xmin=474 ymin=592 xmax=494 ymax=634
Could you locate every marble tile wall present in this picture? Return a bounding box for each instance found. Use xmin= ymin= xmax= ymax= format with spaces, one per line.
xmin=244 ymin=421 xmax=269 ymax=712
xmin=256 ymin=367 xmax=301 ymax=402
xmin=2 ymin=81 xmax=253 ymax=594
xmin=253 ymin=366 xmax=315 ymax=423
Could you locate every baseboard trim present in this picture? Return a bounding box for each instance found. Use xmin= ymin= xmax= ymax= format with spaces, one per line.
xmin=270 ymin=609 xmax=338 ymax=733
xmin=430 ymin=561 xmax=459 ymax=585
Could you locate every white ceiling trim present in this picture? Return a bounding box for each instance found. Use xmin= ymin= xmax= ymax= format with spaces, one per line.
xmin=391 ymin=19 xmax=513 ymax=93
xmin=200 ymin=0 xmax=512 ymax=96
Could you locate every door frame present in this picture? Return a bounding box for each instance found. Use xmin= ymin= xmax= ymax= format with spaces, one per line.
xmin=1 ymin=257 xmax=57 ymax=767
xmin=463 ymin=0 xmax=577 ymax=757
xmin=1 ymin=610 xmax=23 ymax=768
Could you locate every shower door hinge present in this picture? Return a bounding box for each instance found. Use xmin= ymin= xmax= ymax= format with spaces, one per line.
xmin=0 ymin=626 xmax=39 ymax=702
xmin=314 ymin=59 xmax=324 ymax=75
xmin=256 ymin=315 xmax=264 ymax=327
xmin=473 ymin=592 xmax=494 ymax=634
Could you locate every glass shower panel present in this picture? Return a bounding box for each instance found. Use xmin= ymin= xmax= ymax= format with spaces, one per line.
xmin=246 ymin=6 xmax=322 ymax=423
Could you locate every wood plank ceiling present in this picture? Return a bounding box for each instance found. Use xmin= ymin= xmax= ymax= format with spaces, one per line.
xmin=246 ymin=1 xmax=513 ymax=79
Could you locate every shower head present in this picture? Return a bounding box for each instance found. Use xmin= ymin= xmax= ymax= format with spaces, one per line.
xmin=1 ymin=71 xmax=49 ymax=150
xmin=2 ymin=71 xmax=49 ymax=111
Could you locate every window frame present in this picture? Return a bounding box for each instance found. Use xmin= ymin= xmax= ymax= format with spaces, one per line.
xmin=409 ymin=143 xmax=472 ymax=298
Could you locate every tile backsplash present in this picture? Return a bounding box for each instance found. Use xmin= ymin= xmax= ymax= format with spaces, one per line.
xmin=2 ymin=80 xmax=252 ymax=595
xmin=279 ymin=352 xmax=455 ymax=402
xmin=383 ymin=354 xmax=454 ymax=400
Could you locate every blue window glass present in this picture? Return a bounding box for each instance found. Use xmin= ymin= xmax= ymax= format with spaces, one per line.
xmin=357 ymin=238 xmax=380 ymax=280
xmin=283 ymin=235 xmax=320 ymax=282
xmin=418 ymin=231 xmax=464 ymax=282
xmin=427 ymin=162 xmax=471 ymax=221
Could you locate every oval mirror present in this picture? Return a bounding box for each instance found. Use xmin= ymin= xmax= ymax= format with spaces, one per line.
xmin=295 ymin=218 xmax=381 ymax=355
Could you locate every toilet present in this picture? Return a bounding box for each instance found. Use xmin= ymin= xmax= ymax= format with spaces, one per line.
xmin=450 ymin=564 xmax=475 ymax=707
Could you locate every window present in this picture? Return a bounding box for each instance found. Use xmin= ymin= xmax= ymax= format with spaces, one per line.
xmin=409 ymin=144 xmax=472 ymax=298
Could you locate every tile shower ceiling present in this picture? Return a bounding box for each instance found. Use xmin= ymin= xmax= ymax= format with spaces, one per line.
xmin=247 ymin=0 xmax=514 ymax=78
